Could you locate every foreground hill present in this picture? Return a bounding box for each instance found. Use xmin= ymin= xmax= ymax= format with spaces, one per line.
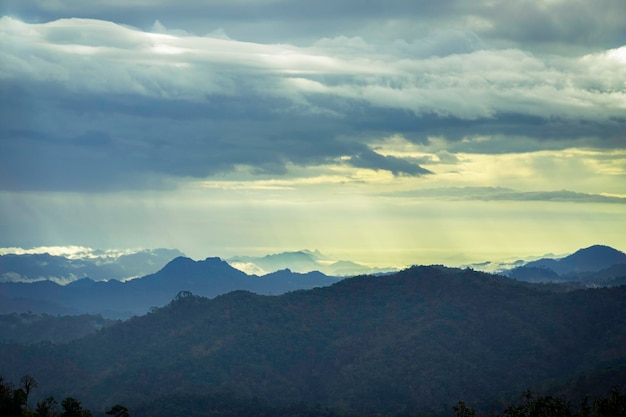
xmin=0 ymin=257 xmax=339 ymax=318
xmin=1 ymin=266 xmax=625 ymax=416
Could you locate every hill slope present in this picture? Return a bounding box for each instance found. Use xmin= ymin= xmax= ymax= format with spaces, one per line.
xmin=1 ymin=266 xmax=625 ymax=415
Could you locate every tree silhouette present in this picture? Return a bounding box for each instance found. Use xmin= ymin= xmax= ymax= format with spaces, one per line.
xmin=60 ymin=397 xmax=92 ymax=417
xmin=106 ymin=404 xmax=130 ymax=417
xmin=35 ymin=396 xmax=59 ymax=417
xmin=453 ymin=400 xmax=476 ymax=417
xmin=594 ymin=387 xmax=626 ymax=417
xmin=20 ymin=375 xmax=37 ymax=396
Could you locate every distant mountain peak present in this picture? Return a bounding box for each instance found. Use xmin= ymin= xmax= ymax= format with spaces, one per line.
xmin=558 ymin=244 xmax=626 ymax=270
xmin=158 ymin=256 xmax=196 ymax=272
xmin=156 ymin=256 xmax=235 ymax=276
xmin=505 ymin=244 xmax=626 ymax=282
xmin=568 ymin=244 xmax=625 ymax=259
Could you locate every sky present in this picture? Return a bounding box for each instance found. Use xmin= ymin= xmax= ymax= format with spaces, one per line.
xmin=0 ymin=0 xmax=625 ymax=268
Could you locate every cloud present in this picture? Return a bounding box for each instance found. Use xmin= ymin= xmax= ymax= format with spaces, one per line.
xmin=388 ymin=187 xmax=626 ymax=204
xmin=0 ymin=16 xmax=624 ymax=192
xmin=4 ymin=0 xmax=625 ymax=52
xmin=0 ymin=245 xmax=95 ymax=257
xmin=476 ymin=0 xmax=626 ymax=51
xmin=347 ymin=150 xmax=431 ymax=176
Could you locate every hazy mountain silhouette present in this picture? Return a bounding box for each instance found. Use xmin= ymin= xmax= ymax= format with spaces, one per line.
xmin=0 ymin=248 xmax=184 ymax=283
xmin=505 ymin=245 xmax=626 ymax=283
xmin=2 ymin=244 xmax=626 ymax=317
xmin=227 ymin=249 xmax=397 ymax=276
xmin=1 ymin=266 xmax=625 ymax=416
xmin=227 ymin=250 xmax=322 ymax=274
xmin=525 ymin=245 xmax=626 ymax=274
xmin=0 ymin=257 xmax=339 ymax=318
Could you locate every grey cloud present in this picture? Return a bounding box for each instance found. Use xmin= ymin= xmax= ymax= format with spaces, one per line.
xmin=347 ymin=150 xmax=432 ymax=176
xmin=390 ymin=30 xmax=484 ymax=58
xmin=0 ymin=83 xmax=365 ymax=191
xmin=3 ymin=0 xmax=625 ymax=52
xmin=388 ymin=187 xmax=626 ymax=204
xmin=506 ymin=190 xmax=626 ymax=204
xmin=0 ymin=16 xmax=624 ymax=191
xmin=477 ymin=0 xmax=626 ymax=51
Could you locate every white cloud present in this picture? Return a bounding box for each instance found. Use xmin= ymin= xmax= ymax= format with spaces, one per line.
xmin=0 ymin=245 xmax=92 ymax=257
xmin=0 ymin=245 xmax=144 ymax=259
xmin=2 ymin=17 xmax=625 ymax=121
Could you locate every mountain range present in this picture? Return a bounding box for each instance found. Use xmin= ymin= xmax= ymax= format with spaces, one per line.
xmin=0 ymin=248 xmax=184 ymax=284
xmin=1 ymin=244 xmax=625 ymax=319
xmin=504 ymin=245 xmax=626 ymax=285
xmin=3 ymin=244 xmax=624 ymax=287
xmin=1 ymin=265 xmax=625 ymax=416
xmin=227 ymin=249 xmax=398 ymax=276
xmin=0 ymin=257 xmax=339 ymax=318
xmin=0 ymin=247 xmax=396 ymax=286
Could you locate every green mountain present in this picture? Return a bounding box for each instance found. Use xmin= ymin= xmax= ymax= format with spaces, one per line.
xmin=1 ymin=266 xmax=625 ymax=416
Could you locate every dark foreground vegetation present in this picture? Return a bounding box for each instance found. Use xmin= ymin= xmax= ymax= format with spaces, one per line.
xmin=0 ymin=375 xmax=125 ymax=417
xmin=2 ymin=375 xmax=625 ymax=417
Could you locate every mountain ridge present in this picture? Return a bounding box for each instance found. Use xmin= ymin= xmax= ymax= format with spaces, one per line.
xmin=0 ymin=248 xmax=185 ymax=284
xmin=1 ymin=244 xmax=625 ymax=318
xmin=0 ymin=256 xmax=340 ymax=318
xmin=505 ymin=244 xmax=626 ymax=283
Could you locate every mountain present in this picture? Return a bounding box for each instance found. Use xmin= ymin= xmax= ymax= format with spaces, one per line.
xmin=524 ymin=245 xmax=626 ymax=275
xmin=0 ymin=248 xmax=185 ymax=284
xmin=504 ymin=245 xmax=626 ymax=284
xmin=252 ymin=269 xmax=340 ymax=295
xmin=227 ymin=249 xmax=397 ymax=276
xmin=227 ymin=250 xmax=322 ymax=274
xmin=1 ymin=266 xmax=625 ymax=416
xmin=0 ymin=257 xmax=340 ymax=318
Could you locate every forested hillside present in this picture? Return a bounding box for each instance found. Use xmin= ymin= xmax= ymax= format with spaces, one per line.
xmin=0 ymin=313 xmax=118 ymax=344
xmin=1 ymin=266 xmax=625 ymax=416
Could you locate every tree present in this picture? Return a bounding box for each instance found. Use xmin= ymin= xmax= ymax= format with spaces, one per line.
xmin=500 ymin=391 xmax=574 ymax=417
xmin=60 ymin=397 xmax=92 ymax=417
xmin=594 ymin=387 xmax=626 ymax=417
xmin=453 ymin=400 xmax=476 ymax=417
xmin=0 ymin=377 xmax=23 ymax=417
xmin=35 ymin=396 xmax=59 ymax=417
xmin=105 ymin=404 xmax=130 ymax=417
xmin=20 ymin=375 xmax=38 ymax=404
